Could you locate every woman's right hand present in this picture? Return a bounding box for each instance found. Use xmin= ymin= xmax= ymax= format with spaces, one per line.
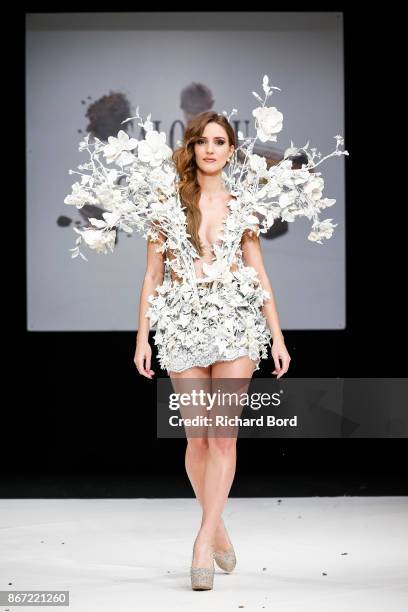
xmin=134 ymin=339 xmax=155 ymax=379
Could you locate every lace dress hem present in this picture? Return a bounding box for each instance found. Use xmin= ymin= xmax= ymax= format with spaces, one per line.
xmin=163 ymin=346 xmax=260 ymax=374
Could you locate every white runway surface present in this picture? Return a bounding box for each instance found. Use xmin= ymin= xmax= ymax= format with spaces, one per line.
xmin=0 ymin=496 xmax=407 ymax=611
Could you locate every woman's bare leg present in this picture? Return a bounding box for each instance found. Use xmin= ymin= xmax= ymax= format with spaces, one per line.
xmin=192 ymin=355 xmax=257 ymax=567
xmin=169 ymin=366 xmax=224 ymax=562
xmin=169 ymin=364 xmax=212 ymax=525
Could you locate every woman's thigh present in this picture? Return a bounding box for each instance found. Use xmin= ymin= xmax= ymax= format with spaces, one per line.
xmin=169 ymin=365 xmax=212 ymax=440
xmin=209 ymin=356 xmax=257 ymax=439
xmin=211 ymin=355 xmax=257 ymax=379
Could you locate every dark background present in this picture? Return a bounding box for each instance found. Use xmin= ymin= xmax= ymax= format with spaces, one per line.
xmin=3 ymin=8 xmax=406 ymax=498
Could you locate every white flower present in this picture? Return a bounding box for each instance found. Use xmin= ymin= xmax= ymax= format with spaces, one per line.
xmin=280 ymin=206 xmax=298 ymax=223
xmin=252 ymin=106 xmax=283 ymax=142
xmin=150 ymin=167 xmax=174 ymax=186
xmin=64 ymin=182 xmax=96 ymax=208
xmin=248 ymin=154 xmax=267 ymax=175
xmin=137 ymin=131 xmax=173 ymax=167
xmin=201 ymin=259 xmax=234 ymax=283
xmin=308 ymin=219 xmax=338 ymax=243
xmin=102 ymin=210 xmax=122 ymax=227
xmin=116 ymin=150 xmax=137 ymax=166
xmin=317 ymin=197 xmax=336 ymax=210
xmin=291 ymin=169 xmax=310 ymax=186
xmin=243 ymin=213 xmax=260 ymax=226
xmin=143 ymin=119 xmax=154 ymax=132
xmin=94 ymin=184 xmax=123 ymax=212
xmin=149 ymin=166 xmax=176 ymax=195
xmin=81 ymin=228 xmax=116 ymax=254
xmin=103 ymin=130 xmax=138 ymax=164
xmin=278 ymin=191 xmax=297 ymax=208
xmin=304 ymin=176 xmax=324 ymax=201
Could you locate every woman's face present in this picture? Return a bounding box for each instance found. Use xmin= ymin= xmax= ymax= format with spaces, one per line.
xmin=193 ymin=122 xmax=234 ymax=175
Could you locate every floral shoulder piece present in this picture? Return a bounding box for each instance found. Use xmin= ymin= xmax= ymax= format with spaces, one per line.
xmin=64 ymin=75 xmax=348 ymax=261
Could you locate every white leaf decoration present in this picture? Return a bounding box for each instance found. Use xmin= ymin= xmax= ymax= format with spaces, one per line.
xmin=243 ymin=214 xmax=259 ymax=224
xmin=252 ymin=91 xmax=263 ymax=102
xmin=89 ymin=218 xmax=107 ymax=228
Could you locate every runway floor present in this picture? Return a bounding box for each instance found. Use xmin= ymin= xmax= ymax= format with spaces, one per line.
xmin=0 ymin=496 xmax=407 ymax=611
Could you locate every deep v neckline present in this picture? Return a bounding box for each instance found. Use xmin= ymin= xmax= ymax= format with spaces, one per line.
xmin=174 ymin=193 xmax=241 ymax=285
xmin=181 ymin=195 xmax=237 ymax=254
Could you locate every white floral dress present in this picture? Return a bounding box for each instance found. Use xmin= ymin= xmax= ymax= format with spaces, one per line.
xmin=64 ymin=75 xmax=348 ymax=372
xmin=145 ymin=194 xmax=273 ymax=374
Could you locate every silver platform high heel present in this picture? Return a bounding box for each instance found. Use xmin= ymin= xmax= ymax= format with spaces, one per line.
xmin=213 ymin=521 xmax=237 ymax=572
xmin=213 ymin=547 xmax=237 ymax=572
xmin=190 ymin=543 xmax=215 ymax=590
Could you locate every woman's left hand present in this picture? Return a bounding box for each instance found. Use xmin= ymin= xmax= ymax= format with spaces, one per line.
xmin=271 ymin=338 xmax=291 ymax=378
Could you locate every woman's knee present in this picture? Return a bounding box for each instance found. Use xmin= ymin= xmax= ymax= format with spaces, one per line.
xmin=187 ymin=437 xmax=209 ymax=455
xmin=208 ymin=436 xmax=237 ymax=455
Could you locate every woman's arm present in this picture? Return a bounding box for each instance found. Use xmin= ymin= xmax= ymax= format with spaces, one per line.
xmin=241 ymin=229 xmax=283 ymax=341
xmin=134 ymin=231 xmax=165 ymax=378
xmin=137 ymin=232 xmax=165 ymax=343
xmin=241 ymin=229 xmax=291 ymax=377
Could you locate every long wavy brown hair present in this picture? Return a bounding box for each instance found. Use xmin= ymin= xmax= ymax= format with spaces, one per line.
xmin=172 ymin=111 xmax=236 ymax=256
